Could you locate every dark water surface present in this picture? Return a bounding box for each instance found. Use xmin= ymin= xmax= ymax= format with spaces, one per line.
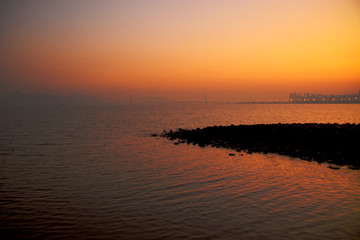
xmin=1 ymin=104 xmax=360 ymax=239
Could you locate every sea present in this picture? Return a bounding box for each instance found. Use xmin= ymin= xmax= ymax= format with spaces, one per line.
xmin=1 ymin=103 xmax=360 ymax=240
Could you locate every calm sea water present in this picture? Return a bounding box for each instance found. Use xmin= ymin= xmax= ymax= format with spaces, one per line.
xmin=1 ymin=104 xmax=360 ymax=239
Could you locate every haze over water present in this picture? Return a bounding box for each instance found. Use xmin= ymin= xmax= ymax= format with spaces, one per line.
xmin=1 ymin=1 xmax=360 ymax=239
xmin=1 ymin=104 xmax=360 ymax=239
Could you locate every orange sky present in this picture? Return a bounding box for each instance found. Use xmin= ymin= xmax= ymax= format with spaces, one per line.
xmin=1 ymin=0 xmax=359 ymax=101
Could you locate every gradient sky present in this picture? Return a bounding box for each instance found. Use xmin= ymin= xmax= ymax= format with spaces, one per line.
xmin=1 ymin=0 xmax=359 ymax=101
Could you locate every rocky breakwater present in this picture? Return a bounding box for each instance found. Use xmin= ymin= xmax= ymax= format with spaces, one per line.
xmin=154 ymin=123 xmax=360 ymax=169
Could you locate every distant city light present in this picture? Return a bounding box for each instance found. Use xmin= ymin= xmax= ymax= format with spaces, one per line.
xmin=289 ymin=90 xmax=360 ymax=103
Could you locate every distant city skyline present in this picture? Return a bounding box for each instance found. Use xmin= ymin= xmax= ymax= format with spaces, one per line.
xmin=2 ymin=89 xmax=360 ymax=104
xmin=289 ymin=90 xmax=360 ymax=103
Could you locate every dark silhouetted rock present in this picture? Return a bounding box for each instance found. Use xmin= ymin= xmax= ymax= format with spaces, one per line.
xmin=157 ymin=123 xmax=360 ymax=169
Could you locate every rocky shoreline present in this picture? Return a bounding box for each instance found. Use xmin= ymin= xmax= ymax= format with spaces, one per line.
xmin=153 ymin=123 xmax=360 ymax=169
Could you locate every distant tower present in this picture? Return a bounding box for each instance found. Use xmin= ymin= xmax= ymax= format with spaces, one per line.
xmin=129 ymin=95 xmax=132 ymax=104
xmin=204 ymin=94 xmax=207 ymax=104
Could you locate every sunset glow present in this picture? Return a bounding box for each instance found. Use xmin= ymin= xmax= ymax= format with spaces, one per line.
xmin=1 ymin=0 xmax=359 ymax=101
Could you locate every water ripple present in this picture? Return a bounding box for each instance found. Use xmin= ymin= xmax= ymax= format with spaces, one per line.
xmin=1 ymin=104 xmax=360 ymax=239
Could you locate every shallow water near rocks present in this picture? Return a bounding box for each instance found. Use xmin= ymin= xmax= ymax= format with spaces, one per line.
xmin=1 ymin=104 xmax=360 ymax=239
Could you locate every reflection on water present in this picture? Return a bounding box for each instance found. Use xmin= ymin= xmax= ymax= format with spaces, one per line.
xmin=1 ymin=104 xmax=360 ymax=239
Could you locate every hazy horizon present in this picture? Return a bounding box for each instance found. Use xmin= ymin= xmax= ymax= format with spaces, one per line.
xmin=2 ymin=88 xmax=360 ymax=104
xmin=1 ymin=0 xmax=359 ymax=102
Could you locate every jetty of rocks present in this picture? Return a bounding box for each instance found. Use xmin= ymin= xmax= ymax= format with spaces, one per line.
xmin=154 ymin=123 xmax=360 ymax=169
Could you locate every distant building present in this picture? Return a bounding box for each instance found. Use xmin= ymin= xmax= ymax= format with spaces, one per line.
xmin=289 ymin=90 xmax=360 ymax=103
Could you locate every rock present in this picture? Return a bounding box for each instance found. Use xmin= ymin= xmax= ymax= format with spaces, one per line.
xmin=328 ymin=165 xmax=340 ymax=170
xmin=159 ymin=123 xmax=360 ymax=169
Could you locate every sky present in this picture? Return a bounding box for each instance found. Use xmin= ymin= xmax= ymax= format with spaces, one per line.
xmin=1 ymin=0 xmax=359 ymax=102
